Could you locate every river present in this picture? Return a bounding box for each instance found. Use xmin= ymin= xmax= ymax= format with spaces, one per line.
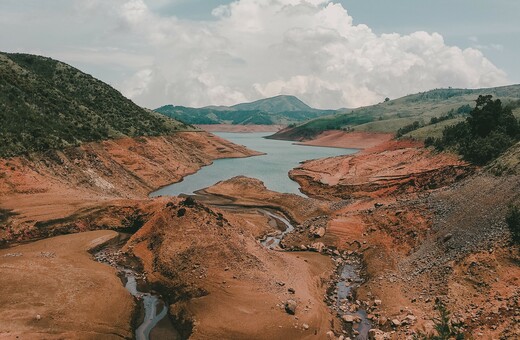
xmin=151 ymin=132 xmax=357 ymax=197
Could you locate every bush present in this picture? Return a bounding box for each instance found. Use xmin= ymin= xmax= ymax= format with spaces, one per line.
xmin=431 ymin=95 xmax=520 ymax=165
xmin=506 ymin=206 xmax=520 ymax=245
xmin=414 ymin=300 xmax=464 ymax=340
xmin=396 ymin=121 xmax=422 ymax=137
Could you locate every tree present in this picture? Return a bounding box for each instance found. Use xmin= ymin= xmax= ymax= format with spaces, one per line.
xmin=432 ymin=95 xmax=520 ymax=165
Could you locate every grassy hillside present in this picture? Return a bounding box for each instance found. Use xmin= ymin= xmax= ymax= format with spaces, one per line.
xmin=0 ymin=52 xmax=190 ymax=158
xmin=155 ymin=95 xmax=334 ymax=126
xmin=269 ymin=85 xmax=520 ymax=140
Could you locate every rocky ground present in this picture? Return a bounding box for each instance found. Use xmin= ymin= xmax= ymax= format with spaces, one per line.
xmin=123 ymin=196 xmax=337 ymax=339
xmin=1 ymin=130 xmax=518 ymax=340
xmin=286 ymin=138 xmax=520 ymax=339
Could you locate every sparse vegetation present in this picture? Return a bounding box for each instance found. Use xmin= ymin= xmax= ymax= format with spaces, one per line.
xmin=414 ymin=300 xmax=464 ymax=340
xmin=0 ymin=53 xmax=190 ymax=158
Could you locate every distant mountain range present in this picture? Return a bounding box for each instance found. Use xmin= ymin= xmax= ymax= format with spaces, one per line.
xmin=269 ymin=85 xmax=520 ymax=140
xmin=155 ymin=95 xmax=335 ymax=125
xmin=0 ymin=52 xmax=188 ymax=157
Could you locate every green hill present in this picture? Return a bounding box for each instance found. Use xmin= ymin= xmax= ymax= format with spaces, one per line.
xmin=269 ymin=85 xmax=520 ymax=140
xmin=230 ymin=95 xmax=315 ymax=113
xmin=155 ymin=95 xmax=334 ymax=126
xmin=0 ymin=52 xmax=190 ymax=158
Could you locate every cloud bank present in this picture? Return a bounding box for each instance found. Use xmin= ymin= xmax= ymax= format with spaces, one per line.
xmin=20 ymin=0 xmax=512 ymax=108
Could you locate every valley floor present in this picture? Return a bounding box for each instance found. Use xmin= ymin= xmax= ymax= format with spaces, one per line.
xmin=0 ymin=131 xmax=518 ymax=339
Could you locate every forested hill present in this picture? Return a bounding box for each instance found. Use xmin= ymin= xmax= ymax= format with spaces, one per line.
xmin=155 ymin=95 xmax=335 ymax=125
xmin=0 ymin=52 xmax=189 ymax=158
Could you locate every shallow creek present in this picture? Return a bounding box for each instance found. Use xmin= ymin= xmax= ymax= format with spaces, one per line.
xmin=94 ymin=245 xmax=179 ymax=340
xmin=333 ymin=257 xmax=372 ymax=339
xmin=251 ymin=206 xmax=372 ymax=338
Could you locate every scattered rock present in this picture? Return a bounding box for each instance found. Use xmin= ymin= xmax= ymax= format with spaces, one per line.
xmin=288 ymin=288 xmax=295 ymax=294
xmin=302 ymin=323 xmax=309 ymax=330
xmin=391 ymin=319 xmax=401 ymax=327
xmin=35 ymin=314 xmax=41 ymax=321
xmin=374 ymin=299 xmax=382 ymax=306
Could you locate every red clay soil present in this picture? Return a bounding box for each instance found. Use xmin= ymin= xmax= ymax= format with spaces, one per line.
xmin=280 ymin=137 xmax=519 ymax=339
xmin=124 ymin=197 xmax=337 ymax=339
xmin=197 ymin=176 xmax=330 ymax=224
xmin=290 ymin=139 xmax=473 ymax=200
xmin=0 ymin=132 xmax=260 ymax=242
xmin=0 ymin=230 xmax=134 ymax=339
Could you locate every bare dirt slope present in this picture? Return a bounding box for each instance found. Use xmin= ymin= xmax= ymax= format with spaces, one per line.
xmin=196 ymin=124 xmax=284 ymax=133
xmin=296 ymin=131 xmax=393 ymax=149
xmin=290 ymin=139 xmax=473 ymax=200
xmin=0 ymin=132 xmax=260 ymax=243
xmin=0 ymin=230 xmax=134 ymax=340
xmin=284 ymin=138 xmax=519 ymax=339
xmin=124 ymin=197 xmax=336 ymax=339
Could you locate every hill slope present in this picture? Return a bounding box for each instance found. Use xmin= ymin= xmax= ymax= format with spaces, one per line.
xmin=0 ymin=52 xmax=189 ymax=157
xmin=155 ymin=95 xmax=334 ymax=126
xmin=270 ymin=85 xmax=520 ymax=140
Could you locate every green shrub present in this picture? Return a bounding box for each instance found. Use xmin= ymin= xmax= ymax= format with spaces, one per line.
xmin=432 ymin=95 xmax=520 ymax=165
xmin=414 ymin=300 xmax=464 ymax=340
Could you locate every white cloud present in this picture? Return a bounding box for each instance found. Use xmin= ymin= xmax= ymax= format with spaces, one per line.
xmin=1 ymin=0 xmax=509 ymax=109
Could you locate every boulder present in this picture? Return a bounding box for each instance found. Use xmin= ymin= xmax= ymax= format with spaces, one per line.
xmin=309 ymin=242 xmax=325 ymax=253
xmin=312 ymin=227 xmax=326 ymax=238
xmin=391 ymin=318 xmax=401 ymax=327
xmin=285 ymin=299 xmax=297 ymax=315
xmin=342 ymin=314 xmax=355 ymax=323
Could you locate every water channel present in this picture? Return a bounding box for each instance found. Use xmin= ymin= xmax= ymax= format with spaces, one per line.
xmin=151 ymin=132 xmax=357 ymax=197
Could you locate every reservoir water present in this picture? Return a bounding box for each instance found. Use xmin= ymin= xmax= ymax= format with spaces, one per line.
xmin=151 ymin=132 xmax=357 ymax=196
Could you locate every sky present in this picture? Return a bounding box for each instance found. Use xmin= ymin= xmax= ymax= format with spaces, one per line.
xmin=1 ymin=0 xmax=519 ymax=109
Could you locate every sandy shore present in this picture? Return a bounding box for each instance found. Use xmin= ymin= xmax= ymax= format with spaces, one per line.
xmin=296 ymin=130 xmax=393 ymax=149
xmin=196 ymin=124 xmax=284 ymax=133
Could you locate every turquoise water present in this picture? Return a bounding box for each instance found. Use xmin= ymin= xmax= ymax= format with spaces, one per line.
xmin=150 ymin=132 xmax=357 ymax=196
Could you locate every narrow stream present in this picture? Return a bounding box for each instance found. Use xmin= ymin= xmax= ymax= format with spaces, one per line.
xmin=259 ymin=209 xmax=294 ymax=249
xmin=94 ymin=245 xmax=178 ymax=340
xmin=333 ymin=257 xmax=371 ymax=339
xmin=252 ymin=206 xmax=372 ymax=339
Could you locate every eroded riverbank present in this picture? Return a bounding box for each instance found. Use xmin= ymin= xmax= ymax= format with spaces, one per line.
xmin=93 ymin=238 xmax=180 ymax=340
